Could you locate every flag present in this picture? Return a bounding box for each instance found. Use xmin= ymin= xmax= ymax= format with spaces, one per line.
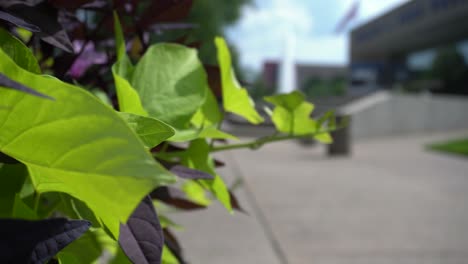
xmin=335 ymin=1 xmax=359 ymax=34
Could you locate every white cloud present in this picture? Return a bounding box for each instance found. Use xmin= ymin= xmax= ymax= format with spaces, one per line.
xmin=228 ymin=0 xmax=411 ymax=72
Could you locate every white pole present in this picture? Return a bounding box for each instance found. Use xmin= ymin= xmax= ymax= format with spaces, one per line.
xmin=278 ymin=30 xmax=296 ymax=94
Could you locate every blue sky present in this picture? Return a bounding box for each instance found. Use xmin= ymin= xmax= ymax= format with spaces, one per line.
xmin=227 ymin=0 xmax=410 ymax=72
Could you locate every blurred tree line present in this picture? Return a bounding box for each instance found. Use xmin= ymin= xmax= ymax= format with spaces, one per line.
xmin=405 ymin=45 xmax=468 ymax=95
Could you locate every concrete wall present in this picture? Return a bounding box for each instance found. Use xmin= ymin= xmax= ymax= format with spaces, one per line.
xmin=340 ymin=92 xmax=468 ymax=140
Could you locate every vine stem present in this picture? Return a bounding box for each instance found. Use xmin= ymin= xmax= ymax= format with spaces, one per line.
xmin=210 ymin=130 xmax=333 ymax=153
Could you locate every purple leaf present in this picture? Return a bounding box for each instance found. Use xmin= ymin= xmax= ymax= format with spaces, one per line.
xmin=151 ymin=187 xmax=206 ymax=210
xmin=0 ymin=218 xmax=91 ymax=263
xmin=0 ymin=73 xmax=54 ymax=100
xmin=3 ymin=2 xmax=74 ymax=52
xmin=0 ymin=10 xmax=40 ymax=31
xmin=119 ymin=196 xmax=164 ymax=264
xmin=68 ymin=41 xmax=107 ymax=78
xmin=170 ymin=165 xmax=214 ymax=180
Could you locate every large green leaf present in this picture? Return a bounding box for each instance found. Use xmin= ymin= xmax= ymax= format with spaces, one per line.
xmin=119 ymin=112 xmax=175 ymax=148
xmin=215 ymin=37 xmax=263 ymax=124
xmin=0 ymin=47 xmax=176 ymax=238
xmin=264 ymin=91 xmax=332 ymax=143
xmin=0 ymin=28 xmax=40 ymax=74
xmin=131 ymin=44 xmax=207 ymax=129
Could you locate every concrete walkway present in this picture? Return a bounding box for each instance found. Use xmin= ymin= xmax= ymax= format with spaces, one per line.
xmin=170 ymin=131 xmax=468 ymax=264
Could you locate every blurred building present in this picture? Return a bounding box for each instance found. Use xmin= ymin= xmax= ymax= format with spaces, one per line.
xmin=350 ymin=0 xmax=468 ymax=94
xmin=262 ymin=61 xmax=347 ymax=96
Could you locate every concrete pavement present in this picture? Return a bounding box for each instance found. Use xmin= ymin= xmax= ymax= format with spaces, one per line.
xmin=170 ymin=130 xmax=468 ymax=264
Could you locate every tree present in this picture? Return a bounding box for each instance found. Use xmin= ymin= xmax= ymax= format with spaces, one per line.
xmin=187 ymin=0 xmax=251 ymax=65
xmin=431 ymin=45 xmax=468 ymax=95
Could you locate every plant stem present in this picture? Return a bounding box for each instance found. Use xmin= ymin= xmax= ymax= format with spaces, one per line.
xmin=210 ymin=130 xmax=332 ymax=153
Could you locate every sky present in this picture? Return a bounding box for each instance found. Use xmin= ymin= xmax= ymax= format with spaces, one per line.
xmin=227 ymin=0 xmax=410 ymax=72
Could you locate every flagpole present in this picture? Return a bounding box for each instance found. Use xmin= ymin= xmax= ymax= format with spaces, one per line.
xmin=278 ymin=30 xmax=297 ymax=94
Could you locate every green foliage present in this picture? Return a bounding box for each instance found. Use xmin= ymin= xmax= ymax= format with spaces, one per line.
xmin=183 ymin=139 xmax=231 ymax=211
xmin=119 ymin=112 xmax=175 ymax=148
xmin=187 ymin=0 xmax=252 ymax=66
xmin=0 ymin=21 xmax=340 ymax=263
xmin=112 ymin=13 xmax=148 ymax=116
xmin=58 ymin=229 xmax=103 ymax=263
xmin=430 ymin=46 xmax=468 ymax=95
xmin=215 ymin=37 xmax=264 ymax=124
xmin=264 ymin=91 xmax=332 ymax=143
xmin=0 ymin=29 xmax=40 ymax=74
xmin=301 ymin=77 xmax=346 ymax=98
xmin=428 ymin=137 xmax=468 ymax=157
xmin=132 ymin=44 xmax=207 ymax=128
xmin=0 ymin=47 xmax=175 ymax=238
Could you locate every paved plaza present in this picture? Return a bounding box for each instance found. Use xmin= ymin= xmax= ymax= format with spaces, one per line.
xmin=171 ymin=130 xmax=468 ymax=264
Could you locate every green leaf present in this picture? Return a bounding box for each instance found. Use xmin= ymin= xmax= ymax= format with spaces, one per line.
xmin=132 ymin=44 xmax=207 ymax=129
xmin=314 ymin=110 xmax=336 ymax=144
xmin=162 ymin=245 xmax=180 ymax=264
xmin=183 ymin=139 xmax=231 ymax=211
xmin=12 ymin=194 xmax=37 ymax=220
xmin=191 ymin=87 xmax=222 ymax=127
xmin=159 ymin=214 xmax=183 ymax=230
xmin=112 ymin=13 xmax=147 ymax=116
xmin=264 ymin=91 xmax=318 ymax=135
xmin=113 ymin=12 xmax=126 ymax=62
xmin=316 ymin=110 xmax=336 ymax=131
xmin=58 ymin=229 xmax=103 ymax=264
xmin=113 ymin=66 xmax=148 ymax=116
xmin=215 ymin=37 xmax=263 ymax=124
xmin=111 ymin=246 xmax=133 ymax=264
xmin=58 ymin=193 xmax=103 ymax=228
xmin=169 ymin=126 xmax=236 ymax=142
xmin=189 ymin=86 xmax=237 ymax=140
xmin=197 ymin=126 xmax=237 ymax=140
xmin=0 ymin=163 xmax=27 ymax=217
xmin=0 ymin=48 xmax=176 ymax=238
xmin=314 ymin=133 xmax=333 ymax=144
xmin=92 ymin=89 xmax=112 ymax=106
xmin=0 ymin=28 xmax=40 ymax=74
xmin=119 ymin=112 xmax=175 ymax=148
xmin=181 ymin=181 xmax=211 ymax=206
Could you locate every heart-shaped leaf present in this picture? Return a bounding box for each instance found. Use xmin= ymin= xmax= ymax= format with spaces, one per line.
xmin=0 ymin=218 xmax=90 ymax=264
xmin=131 ymin=43 xmax=207 ymax=129
xmin=119 ymin=196 xmax=164 ymax=264
xmin=0 ymin=47 xmax=176 ymax=238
